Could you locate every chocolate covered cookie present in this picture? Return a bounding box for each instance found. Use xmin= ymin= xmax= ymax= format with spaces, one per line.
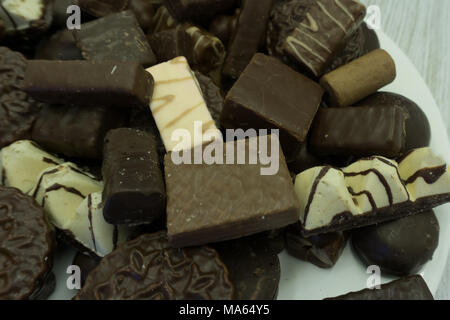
xmin=0 ymin=186 xmax=55 ymax=299
xmin=76 ymin=232 xmax=234 ymax=300
xmin=351 ymin=210 xmax=439 ymax=276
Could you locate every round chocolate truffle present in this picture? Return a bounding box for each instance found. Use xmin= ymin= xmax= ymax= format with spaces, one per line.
xmin=358 ymin=92 xmax=431 ymax=153
xmin=351 ymin=210 xmax=439 ymax=277
xmin=0 ymin=186 xmax=55 ymax=299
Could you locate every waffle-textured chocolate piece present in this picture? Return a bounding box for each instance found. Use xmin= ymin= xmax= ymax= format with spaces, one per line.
xmin=76 ymin=232 xmax=234 ymax=300
xmin=0 ymin=186 xmax=55 ymax=300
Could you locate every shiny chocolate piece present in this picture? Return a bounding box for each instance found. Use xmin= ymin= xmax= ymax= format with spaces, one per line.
xmin=0 ymin=186 xmax=55 ymax=300
xmin=326 ymin=275 xmax=434 ymax=300
xmin=74 ymin=11 xmax=157 ymax=67
xmin=352 ymin=210 xmax=439 ymax=277
xmin=214 ymin=237 xmax=280 ymax=300
xmin=102 ymin=128 xmax=166 ymax=226
xmin=283 ymin=0 xmax=366 ymax=77
xmin=72 ymin=252 xmax=101 ymax=287
xmin=286 ymin=223 xmax=347 ymax=268
xmin=32 ymin=104 xmax=127 ymax=160
xmin=221 ymin=53 xmax=323 ymax=159
xmin=358 ymin=92 xmax=431 ymax=153
xmin=295 ymin=148 xmax=450 ymax=236
xmin=165 ymin=135 xmax=300 ymax=248
xmin=24 ymin=60 xmax=154 ymax=109
xmin=76 ymin=232 xmax=234 ymax=300
xmin=163 ymin=0 xmax=236 ymax=23
xmin=309 ymin=106 xmax=407 ymax=158
xmin=149 ymin=5 xmax=178 ymax=33
xmin=208 ymin=8 xmax=240 ymax=46
xmin=222 ymin=0 xmax=272 ymax=80
xmin=35 ymin=30 xmax=83 ymax=60
xmin=0 ymin=47 xmax=42 ymax=148
xmin=194 ymin=71 xmax=223 ymax=127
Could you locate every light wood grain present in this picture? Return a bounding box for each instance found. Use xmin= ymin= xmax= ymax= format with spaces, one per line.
xmin=361 ymin=0 xmax=450 ymax=300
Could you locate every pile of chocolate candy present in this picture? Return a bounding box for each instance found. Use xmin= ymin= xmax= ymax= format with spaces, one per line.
xmin=0 ymin=0 xmax=448 ymax=300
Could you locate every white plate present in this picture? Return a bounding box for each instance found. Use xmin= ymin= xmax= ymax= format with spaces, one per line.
xmin=49 ymin=30 xmax=450 ymax=300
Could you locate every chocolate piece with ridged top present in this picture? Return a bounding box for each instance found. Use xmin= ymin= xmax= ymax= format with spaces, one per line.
xmin=309 ymin=106 xmax=407 ymax=158
xmin=165 ymin=135 xmax=300 ymax=248
xmin=76 ymin=232 xmax=234 ymax=300
xmin=23 ymin=60 xmax=154 ymax=109
xmin=326 ymin=275 xmax=434 ymax=300
xmin=102 ymin=128 xmax=166 ymax=226
xmin=0 ymin=186 xmax=55 ymax=300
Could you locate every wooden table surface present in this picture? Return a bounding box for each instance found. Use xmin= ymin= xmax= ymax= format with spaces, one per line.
xmin=361 ymin=0 xmax=450 ymax=300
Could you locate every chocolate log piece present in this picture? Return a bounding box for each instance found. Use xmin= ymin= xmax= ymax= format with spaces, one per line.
xmin=149 ymin=23 xmax=226 ymax=85
xmin=67 ymin=192 xmax=133 ymax=257
xmin=0 ymin=140 xmax=63 ymax=194
xmin=73 ymin=11 xmax=157 ymax=67
xmin=72 ymin=252 xmax=101 ymax=287
xmin=31 ymin=162 xmax=103 ymax=230
xmin=24 ymin=60 xmax=154 ymax=109
xmin=309 ymin=106 xmax=407 ymax=158
xmin=78 ymin=0 xmax=129 ymax=17
xmin=294 ymin=147 xmax=450 ymax=236
xmin=326 ymin=275 xmax=434 ymax=300
xmin=76 ymin=232 xmax=234 ymax=300
xmin=214 ymin=237 xmax=281 ymax=300
xmin=102 ymin=128 xmax=166 ymax=226
xmin=0 ymin=186 xmax=55 ymax=300
xmin=320 ymin=49 xmax=396 ymax=107
xmin=146 ymin=56 xmax=221 ymax=152
xmin=149 ymin=5 xmax=178 ymax=33
xmin=221 ymin=53 xmax=324 ymax=159
xmin=163 ymin=0 xmax=236 ymax=23
xmin=31 ymin=104 xmax=127 ymax=160
xmin=358 ymin=92 xmax=431 ymax=153
xmin=222 ymin=0 xmax=272 ymax=80
xmin=283 ymin=0 xmax=366 ymax=77
xmin=0 ymin=47 xmax=42 ymax=148
xmin=208 ymin=8 xmax=240 ymax=46
xmin=285 ymin=223 xmax=347 ymax=268
xmin=35 ymin=30 xmax=83 ymax=60
xmin=352 ymin=210 xmax=439 ymax=277
xmin=165 ymin=135 xmax=300 ymax=248
xmin=194 ymin=71 xmax=223 ymax=127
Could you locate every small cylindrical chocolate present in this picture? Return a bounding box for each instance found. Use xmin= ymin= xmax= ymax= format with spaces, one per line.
xmin=320 ymin=49 xmax=396 ymax=107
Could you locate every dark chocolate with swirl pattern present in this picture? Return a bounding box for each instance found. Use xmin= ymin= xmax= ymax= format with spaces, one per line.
xmin=0 ymin=186 xmax=55 ymax=300
xmin=0 ymin=47 xmax=42 ymax=148
xmin=76 ymin=232 xmax=234 ymax=300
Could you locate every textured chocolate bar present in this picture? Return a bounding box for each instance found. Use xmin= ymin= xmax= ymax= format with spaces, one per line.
xmin=74 ymin=11 xmax=157 ymax=67
xmin=24 ymin=60 xmax=154 ymax=109
xmin=309 ymin=106 xmax=407 ymax=158
xmin=164 ymin=0 xmax=236 ymax=22
xmin=295 ymin=148 xmax=450 ymax=236
xmin=165 ymin=135 xmax=300 ymax=247
xmin=76 ymin=232 xmax=234 ymax=300
xmin=222 ymin=0 xmax=272 ymax=79
xmin=326 ymin=275 xmax=434 ymax=300
xmin=283 ymin=0 xmax=366 ymax=77
xmin=221 ymin=53 xmax=323 ymax=159
xmin=31 ymin=104 xmax=127 ymax=159
xmin=102 ymin=128 xmax=166 ymax=225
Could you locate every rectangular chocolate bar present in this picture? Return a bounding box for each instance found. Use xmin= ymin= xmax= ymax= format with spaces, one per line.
xmin=163 ymin=0 xmax=236 ymax=22
xmin=222 ymin=0 xmax=272 ymax=79
xmin=146 ymin=56 xmax=221 ymax=152
xmin=309 ymin=106 xmax=406 ymax=158
xmin=326 ymin=275 xmax=434 ymax=300
xmin=31 ymin=104 xmax=127 ymax=159
xmin=283 ymin=0 xmax=366 ymax=77
xmin=295 ymin=148 xmax=450 ymax=236
xmin=24 ymin=60 xmax=154 ymax=109
xmin=165 ymin=135 xmax=300 ymax=247
xmin=221 ymin=53 xmax=323 ymax=159
xmin=102 ymin=128 xmax=166 ymax=225
xmin=74 ymin=10 xmax=157 ymax=67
